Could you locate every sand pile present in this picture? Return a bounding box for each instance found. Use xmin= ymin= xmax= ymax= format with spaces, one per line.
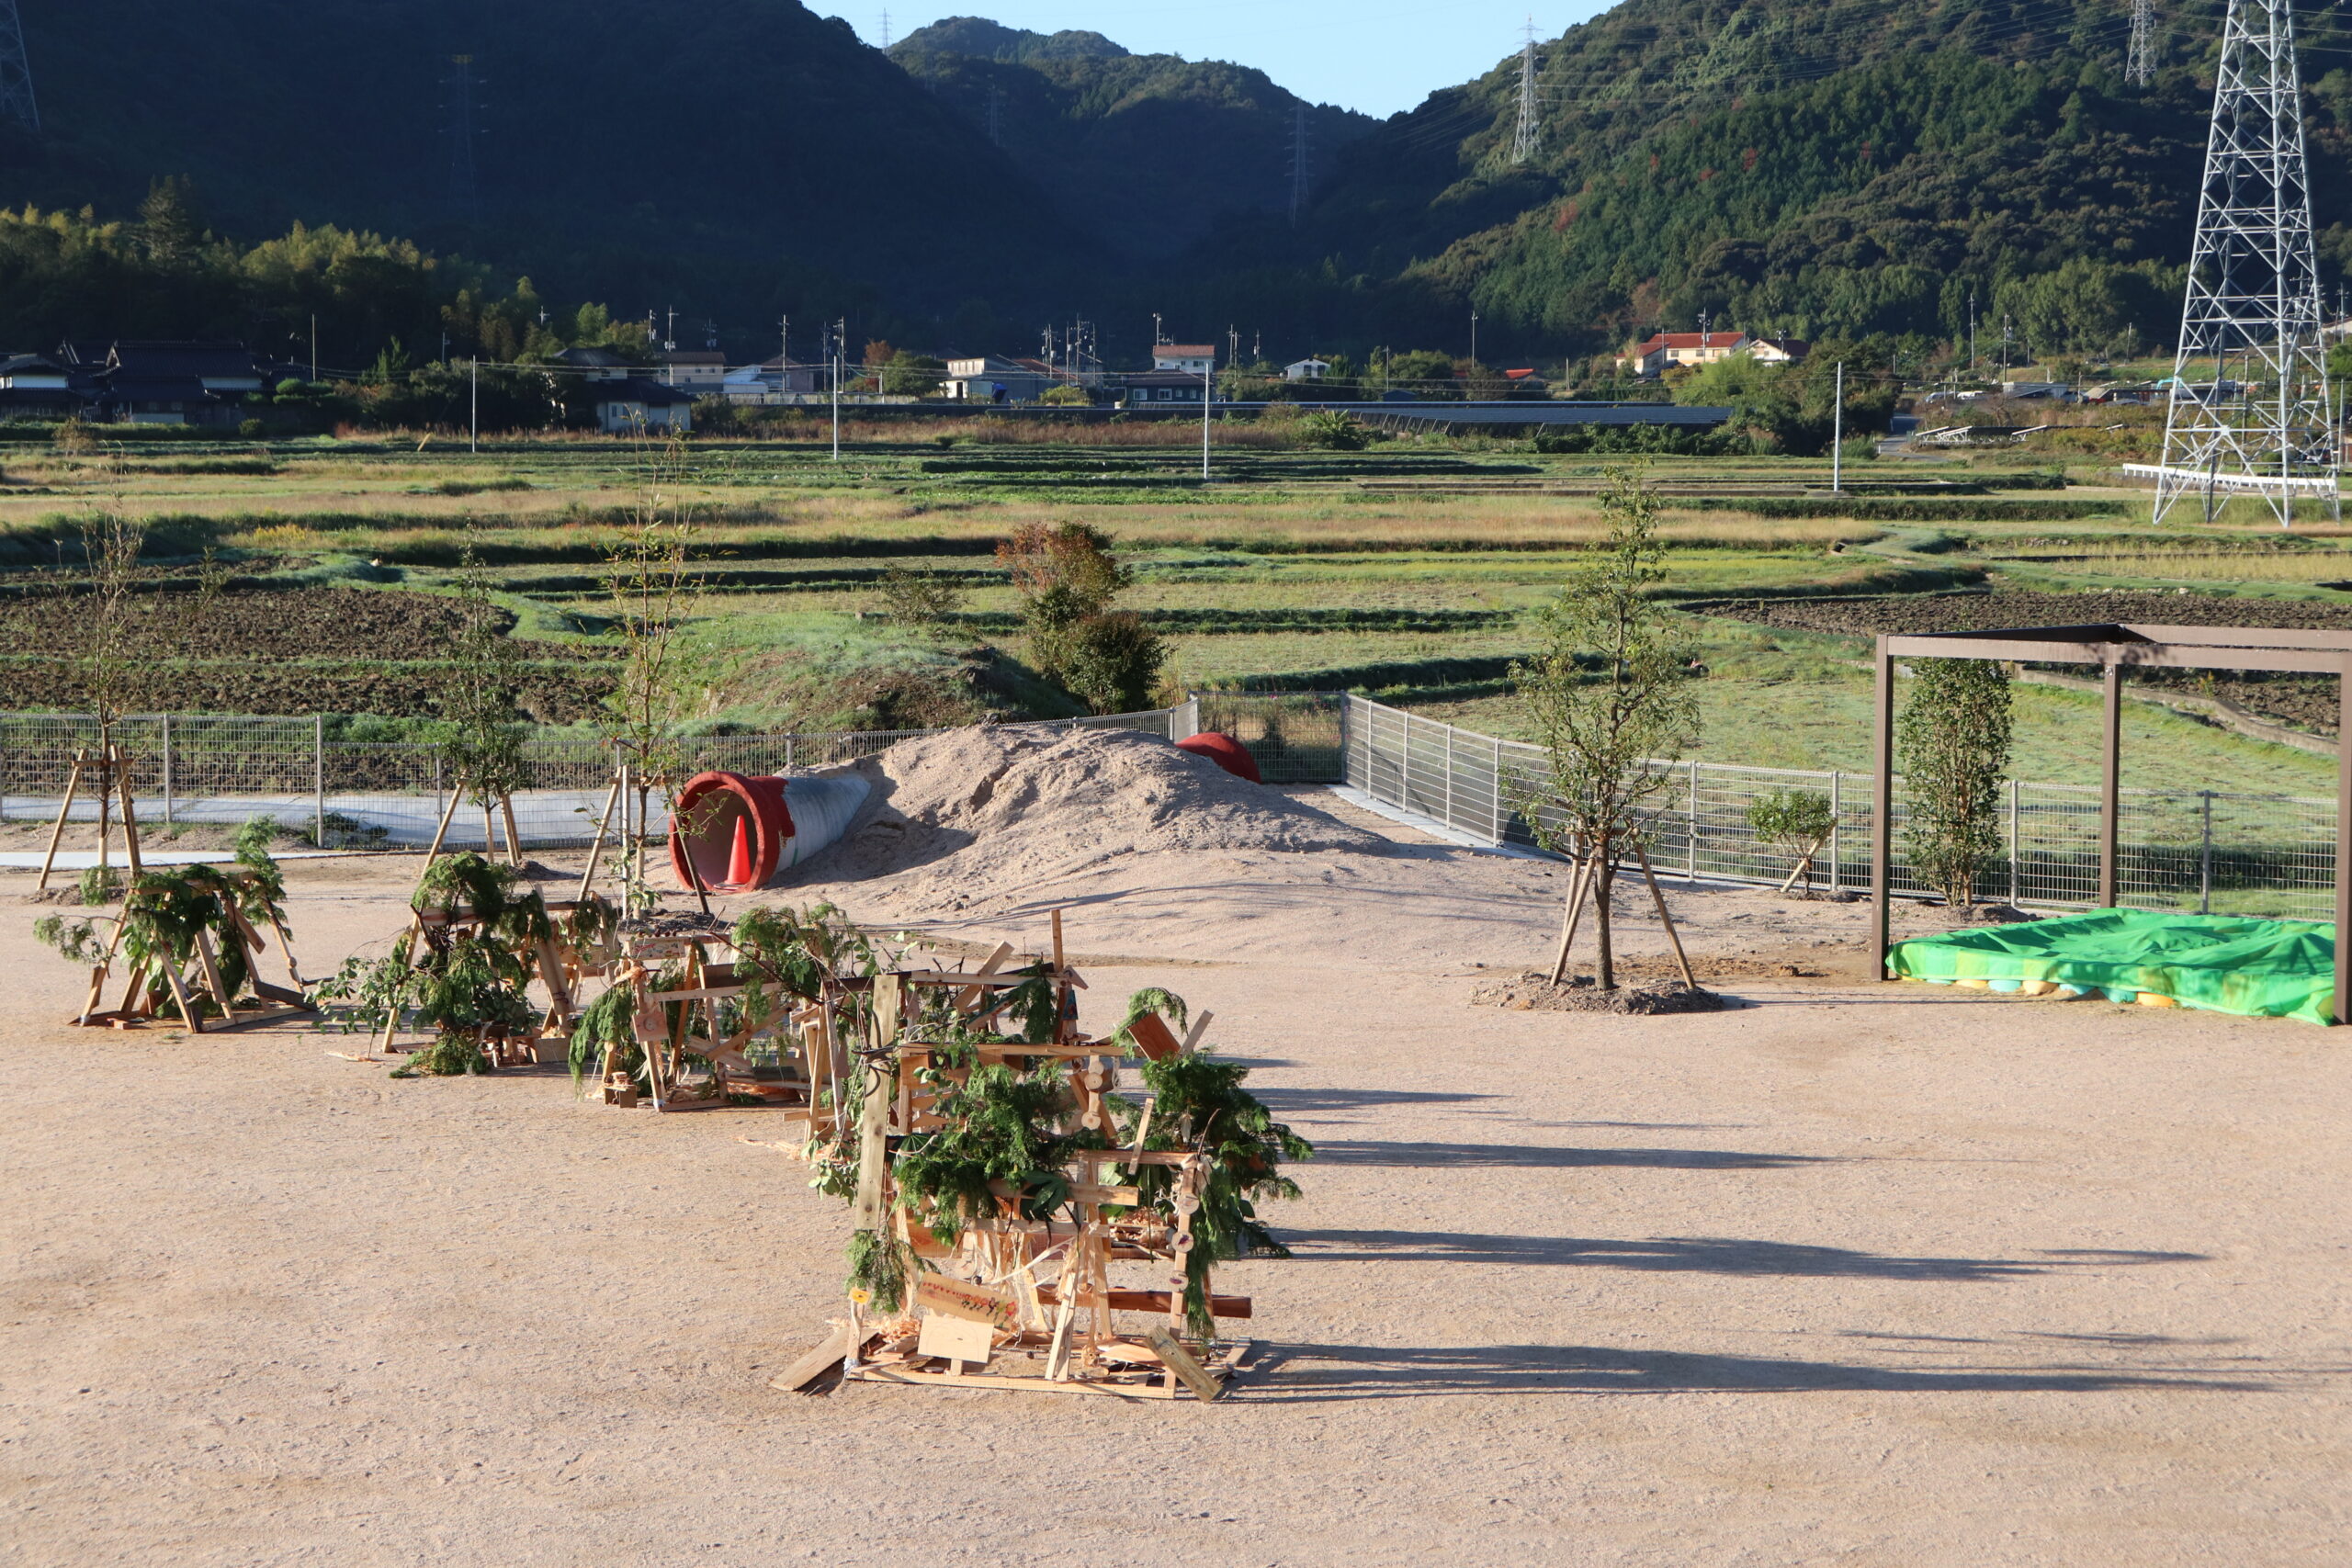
xmin=792 ymin=725 xmax=1381 ymax=900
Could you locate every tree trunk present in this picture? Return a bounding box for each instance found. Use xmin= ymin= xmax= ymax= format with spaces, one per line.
xmin=1595 ymin=852 xmax=1617 ymax=991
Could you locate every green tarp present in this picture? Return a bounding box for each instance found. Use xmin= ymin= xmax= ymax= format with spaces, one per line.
xmin=1886 ymin=908 xmax=2337 ymax=1026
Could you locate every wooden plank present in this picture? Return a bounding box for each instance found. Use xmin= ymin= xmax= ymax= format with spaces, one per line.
xmin=989 ymin=1179 xmax=1141 ymax=1208
xmin=35 ymin=752 xmax=85 ymax=894
xmin=1071 ymin=1148 xmax=1191 ymax=1168
xmin=847 ymin=1364 xmax=1178 ymax=1401
xmin=1035 ymin=1287 xmax=1251 ymax=1320
xmin=1143 ymin=1325 xmax=1225 ymax=1402
xmin=1124 ymin=1010 xmax=1182 ymax=1063
xmin=1179 ymin=1010 xmax=1214 ymax=1054
xmin=916 ymin=1312 xmax=996 ymax=1367
xmin=193 ymin=931 xmax=236 ymax=1016
xmin=915 ymin=1276 xmax=1013 ymax=1325
xmin=768 ymin=1323 xmax=856 ymax=1393
xmin=954 ymin=942 xmax=1017 ymax=1011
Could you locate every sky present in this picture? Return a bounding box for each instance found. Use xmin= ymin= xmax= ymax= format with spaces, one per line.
xmin=853 ymin=2 xmax=1611 ymax=118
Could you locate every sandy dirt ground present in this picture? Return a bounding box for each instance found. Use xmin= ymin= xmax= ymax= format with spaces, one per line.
xmin=2 ymin=787 xmax=2346 ymax=1566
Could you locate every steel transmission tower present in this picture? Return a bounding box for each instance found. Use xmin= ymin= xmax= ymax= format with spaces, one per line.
xmin=1511 ymin=19 xmax=1542 ymax=164
xmin=2127 ymin=0 xmax=2159 ymax=87
xmin=444 ymin=55 xmax=481 ymax=219
xmin=1287 ymin=106 xmax=1310 ymax=225
xmin=0 ymin=0 xmax=39 ymax=136
xmin=2136 ymin=0 xmax=2338 ymax=527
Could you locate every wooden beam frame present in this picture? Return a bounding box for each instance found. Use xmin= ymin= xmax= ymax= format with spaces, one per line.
xmin=1872 ymin=621 xmax=2352 ymax=1025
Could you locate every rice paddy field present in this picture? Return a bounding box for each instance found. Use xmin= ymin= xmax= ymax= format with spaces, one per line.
xmin=5 ymin=424 xmax=2352 ymax=792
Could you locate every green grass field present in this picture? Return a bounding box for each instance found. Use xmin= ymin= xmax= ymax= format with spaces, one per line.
xmin=3 ymin=426 xmax=2347 ymax=789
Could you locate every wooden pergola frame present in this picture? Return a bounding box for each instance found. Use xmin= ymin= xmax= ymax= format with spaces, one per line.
xmin=1870 ymin=623 xmax=2352 ymax=1025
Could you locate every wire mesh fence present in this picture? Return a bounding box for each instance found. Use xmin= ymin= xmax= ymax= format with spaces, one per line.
xmin=1291 ymin=694 xmax=2341 ymax=922
xmin=0 ymin=705 xmax=1191 ymax=852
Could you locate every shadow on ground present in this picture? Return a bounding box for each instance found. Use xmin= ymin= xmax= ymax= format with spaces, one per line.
xmin=1283 ymin=1230 xmax=2207 ymax=1280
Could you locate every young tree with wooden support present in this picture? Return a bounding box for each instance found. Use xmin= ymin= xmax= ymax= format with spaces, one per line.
xmin=36 ymin=511 xmax=151 ymax=894
xmin=1510 ymin=467 xmax=1701 ymax=990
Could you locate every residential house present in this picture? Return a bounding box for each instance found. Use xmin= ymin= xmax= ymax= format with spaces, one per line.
xmin=1151 ymin=344 xmax=1216 ymax=376
xmin=1118 ymin=368 xmax=1208 ymax=405
xmin=722 ymin=356 xmax=823 ymax=402
xmin=942 ymin=355 xmax=1063 ymax=403
xmin=590 ymin=378 xmax=695 ymax=434
xmin=0 ymin=353 xmax=81 ymax=420
xmin=660 ymin=350 xmax=729 ymax=391
xmin=1619 ymin=331 xmax=1808 ymax=378
xmin=1283 ymin=356 xmax=1332 ymax=382
xmin=549 ymin=344 xmax=633 ymax=379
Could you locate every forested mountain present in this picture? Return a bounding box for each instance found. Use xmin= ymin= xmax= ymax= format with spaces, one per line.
xmin=1173 ymin=0 xmax=2352 ymax=365
xmin=2 ymin=0 xmax=2348 ymax=369
xmin=0 ymin=0 xmax=1077 ymax=348
xmin=889 ymin=18 xmax=1373 ymax=260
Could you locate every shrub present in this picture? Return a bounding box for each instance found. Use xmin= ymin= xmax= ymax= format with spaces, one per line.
xmin=1746 ymin=787 xmax=1836 ymax=888
xmin=875 ymin=564 xmax=962 ymax=628
xmin=1300 ymin=410 xmax=1371 ymax=450
xmin=1061 ymin=611 xmax=1167 ymax=715
xmin=1897 ymin=660 xmax=2013 ymax=907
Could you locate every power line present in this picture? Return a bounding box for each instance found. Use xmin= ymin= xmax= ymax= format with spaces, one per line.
xmin=443 ymin=54 xmax=482 ymax=220
xmin=1287 ymin=104 xmax=1311 ymax=225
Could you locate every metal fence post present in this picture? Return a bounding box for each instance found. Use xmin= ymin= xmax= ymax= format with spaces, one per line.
xmin=1399 ymin=710 xmax=1411 ymax=814
xmin=786 ymin=735 xmax=797 ymax=773
xmin=312 ymin=714 xmax=326 ymax=848
xmin=1687 ymin=759 xmax=1700 ymax=882
xmin=1829 ymin=771 xmax=1842 ymax=891
xmin=1491 ymin=735 xmax=1504 ymax=846
xmin=2008 ymin=777 xmax=2021 ymax=905
xmin=1443 ymin=724 xmax=1455 ymax=832
xmin=2199 ymin=790 xmax=2213 ymax=915
xmin=160 ymin=713 xmax=174 ymax=826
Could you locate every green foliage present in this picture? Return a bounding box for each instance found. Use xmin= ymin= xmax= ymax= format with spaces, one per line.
xmin=892 ymin=1051 xmax=1092 ymax=1247
xmin=77 ymin=864 xmax=122 ymax=907
xmin=1747 ymin=787 xmax=1837 ymax=887
xmin=845 ymin=1227 xmax=915 ymax=1313
xmin=313 ymin=852 xmax=548 ymax=1051
xmin=1299 ymin=410 xmax=1371 ymax=450
xmin=1112 ymin=1010 xmax=1312 ymax=1338
xmin=875 ymin=565 xmax=963 ymax=628
xmin=566 ymin=983 xmax=640 ymax=1090
xmin=1059 ymin=611 xmax=1167 ymax=715
xmin=433 ymin=544 xmax=536 ymax=807
xmin=390 ymin=1031 xmax=493 ymax=1077
xmin=1897 ymin=659 xmax=2014 ymax=907
xmin=1511 ymin=467 xmax=1699 ymax=853
xmin=32 ymin=913 xmax=104 ymax=965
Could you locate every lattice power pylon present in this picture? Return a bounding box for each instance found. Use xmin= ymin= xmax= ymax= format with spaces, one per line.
xmin=0 ymin=0 xmax=40 ymax=136
xmin=2127 ymin=0 xmax=2159 ymax=87
xmin=444 ymin=54 xmax=481 ymax=219
xmin=1510 ymin=19 xmax=1542 ymax=164
xmin=2135 ymin=0 xmax=2339 ymax=527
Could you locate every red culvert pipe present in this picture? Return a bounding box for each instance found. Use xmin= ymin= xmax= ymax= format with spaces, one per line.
xmin=1177 ymin=731 xmax=1261 ymax=784
xmin=669 ymin=771 xmax=795 ymax=893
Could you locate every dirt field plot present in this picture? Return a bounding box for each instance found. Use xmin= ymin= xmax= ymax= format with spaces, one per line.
xmin=2 ymin=788 xmax=2345 ymax=1565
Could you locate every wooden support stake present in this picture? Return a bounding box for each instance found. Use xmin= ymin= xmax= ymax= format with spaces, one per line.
xmin=194 ymin=930 xmax=236 ymax=1017
xmin=499 ymin=795 xmax=524 ymax=867
xmin=112 ymin=747 xmax=143 ymax=876
xmin=769 ymin=1323 xmax=856 ymax=1393
xmin=1142 ymin=1325 xmax=1224 ymax=1403
xmin=157 ymin=954 xmax=206 ymax=1035
xmin=577 ymin=772 xmax=624 ymax=903
xmin=1546 ymin=853 xmax=1595 ymax=986
xmin=36 ymin=750 xmax=86 ymax=894
xmin=1633 ymin=840 xmax=1699 ymax=991
xmin=1775 ymin=831 xmax=1832 ymax=894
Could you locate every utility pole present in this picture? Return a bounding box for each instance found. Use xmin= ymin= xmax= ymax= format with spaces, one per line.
xmin=1511 ymin=17 xmax=1542 ymax=164
xmin=831 ymin=319 xmax=844 ymax=460
xmin=1152 ymin=312 xmax=1164 ymax=346
xmin=2151 ymin=0 xmax=2338 ymax=526
xmin=1202 ymin=348 xmax=1213 ymax=482
xmin=0 ymin=0 xmax=39 ymax=135
xmin=1228 ymin=325 xmax=1240 ymax=368
xmin=1831 ymin=362 xmax=1845 ymax=493
xmin=443 ymin=55 xmax=481 ymax=220
xmin=778 ymin=314 xmax=790 ymax=402
xmin=310 ymin=314 xmax=318 ymax=383
xmin=1968 ymin=289 xmax=1978 ymax=378
xmin=1470 ymin=307 xmax=1480 ymax=367
xmin=469 ymin=357 xmax=479 ymax=454
xmin=1287 ymin=105 xmax=1311 ymax=225
xmin=2128 ymin=0 xmax=2159 ymax=87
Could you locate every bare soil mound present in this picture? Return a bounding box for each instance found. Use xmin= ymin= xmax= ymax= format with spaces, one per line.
xmin=1472 ymin=970 xmax=1727 ymax=1014
xmin=792 ymin=725 xmax=1382 ymax=897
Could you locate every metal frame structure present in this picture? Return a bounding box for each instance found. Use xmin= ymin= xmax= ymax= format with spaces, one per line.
xmin=1871 ymin=625 xmax=2352 ymax=1024
xmin=2129 ymin=0 xmax=2339 ymax=529
xmin=0 ymin=0 xmax=35 ymax=135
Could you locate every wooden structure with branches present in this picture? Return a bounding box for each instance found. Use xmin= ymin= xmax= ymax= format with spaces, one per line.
xmin=1871 ymin=623 xmax=2352 ymax=1022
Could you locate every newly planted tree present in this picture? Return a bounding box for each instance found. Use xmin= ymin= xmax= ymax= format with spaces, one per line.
xmin=1747 ymin=786 xmax=1838 ymax=891
xmin=996 ymin=522 xmax=1164 ymax=714
xmin=1897 ymin=659 xmax=2013 ymax=908
xmin=435 ymin=539 xmax=536 ymax=862
xmin=1510 ymin=467 xmax=1699 ymax=989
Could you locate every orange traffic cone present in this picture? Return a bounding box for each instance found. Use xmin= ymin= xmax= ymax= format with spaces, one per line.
xmin=727 ymin=814 xmax=755 ymax=887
